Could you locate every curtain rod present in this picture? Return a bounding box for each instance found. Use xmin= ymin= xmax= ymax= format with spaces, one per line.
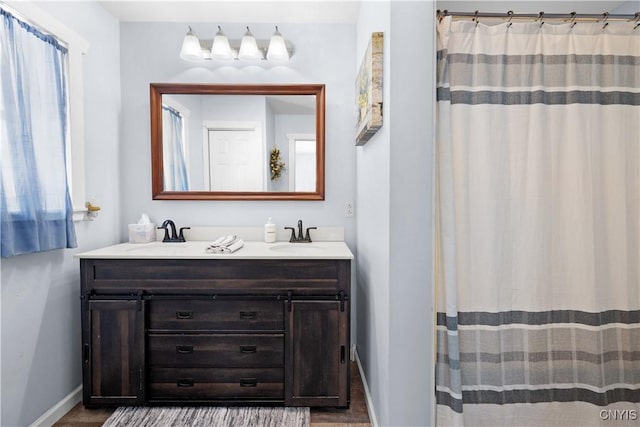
xmin=437 ymin=10 xmax=640 ymax=22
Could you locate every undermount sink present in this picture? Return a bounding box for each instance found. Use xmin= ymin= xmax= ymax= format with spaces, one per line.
xmin=268 ymin=243 xmax=327 ymax=254
xmin=124 ymin=242 xmax=188 ymax=253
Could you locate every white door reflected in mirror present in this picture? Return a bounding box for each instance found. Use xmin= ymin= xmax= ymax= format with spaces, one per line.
xmin=205 ymin=122 xmax=265 ymax=191
xmin=288 ymin=135 xmax=316 ymax=192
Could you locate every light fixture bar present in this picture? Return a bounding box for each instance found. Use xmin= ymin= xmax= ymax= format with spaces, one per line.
xmin=179 ymin=25 xmax=293 ymax=62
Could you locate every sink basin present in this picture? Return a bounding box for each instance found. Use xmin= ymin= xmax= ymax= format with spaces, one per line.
xmin=124 ymin=242 xmax=189 ymax=254
xmin=268 ymin=243 xmax=327 ymax=254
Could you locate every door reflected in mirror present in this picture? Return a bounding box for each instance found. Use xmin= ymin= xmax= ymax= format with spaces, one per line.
xmin=150 ymin=84 xmax=325 ymax=200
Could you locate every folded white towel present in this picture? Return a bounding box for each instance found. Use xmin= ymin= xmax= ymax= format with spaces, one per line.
xmin=210 ymin=235 xmax=237 ymax=247
xmin=205 ymin=235 xmax=244 ymax=254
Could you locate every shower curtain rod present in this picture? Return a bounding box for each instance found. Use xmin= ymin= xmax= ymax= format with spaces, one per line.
xmin=437 ymin=10 xmax=640 ymax=22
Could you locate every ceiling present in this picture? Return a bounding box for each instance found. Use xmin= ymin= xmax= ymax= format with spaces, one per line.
xmin=98 ymin=1 xmax=633 ymax=24
xmin=98 ymin=1 xmax=362 ymax=23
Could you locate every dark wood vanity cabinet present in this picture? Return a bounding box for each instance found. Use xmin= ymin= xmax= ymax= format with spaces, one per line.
xmin=286 ymin=300 xmax=349 ymax=407
xmin=79 ymin=258 xmax=350 ymax=408
xmin=81 ymin=299 xmax=145 ymax=406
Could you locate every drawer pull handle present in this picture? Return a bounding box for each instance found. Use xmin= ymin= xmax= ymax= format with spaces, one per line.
xmin=177 ymin=378 xmax=194 ymax=387
xmin=239 ymin=311 xmax=257 ymax=320
xmin=176 ymin=310 xmax=193 ymax=319
xmin=240 ymin=345 xmax=257 ymax=354
xmin=240 ymin=378 xmax=258 ymax=387
xmin=176 ymin=345 xmax=194 ymax=354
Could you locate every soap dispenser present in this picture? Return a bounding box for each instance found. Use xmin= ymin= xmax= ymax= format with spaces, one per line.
xmin=264 ymin=218 xmax=276 ymax=243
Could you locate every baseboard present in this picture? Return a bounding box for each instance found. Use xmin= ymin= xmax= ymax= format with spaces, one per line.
xmin=30 ymin=385 xmax=82 ymax=427
xmin=354 ymin=348 xmax=379 ymax=427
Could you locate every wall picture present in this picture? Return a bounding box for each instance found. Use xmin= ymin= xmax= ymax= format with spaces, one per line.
xmin=355 ymin=32 xmax=383 ymax=146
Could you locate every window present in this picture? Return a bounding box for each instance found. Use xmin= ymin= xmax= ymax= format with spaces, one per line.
xmin=1 ymin=2 xmax=89 ymax=220
xmin=0 ymin=5 xmax=86 ymax=257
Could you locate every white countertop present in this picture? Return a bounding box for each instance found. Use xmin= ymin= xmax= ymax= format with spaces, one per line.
xmin=76 ymin=240 xmax=354 ymax=260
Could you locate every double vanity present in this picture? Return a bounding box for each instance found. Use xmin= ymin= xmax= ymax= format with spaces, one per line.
xmin=77 ymin=239 xmax=353 ymax=409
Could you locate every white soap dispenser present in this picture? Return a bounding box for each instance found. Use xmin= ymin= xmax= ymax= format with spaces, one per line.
xmin=264 ymin=217 xmax=277 ymax=243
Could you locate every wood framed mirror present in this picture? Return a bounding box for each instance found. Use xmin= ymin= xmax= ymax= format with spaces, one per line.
xmin=150 ymin=83 xmax=325 ymax=200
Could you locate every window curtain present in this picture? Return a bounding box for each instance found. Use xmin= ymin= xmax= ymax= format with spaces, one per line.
xmin=0 ymin=9 xmax=77 ymax=258
xmin=162 ymin=105 xmax=189 ymax=191
xmin=435 ymin=16 xmax=640 ymax=426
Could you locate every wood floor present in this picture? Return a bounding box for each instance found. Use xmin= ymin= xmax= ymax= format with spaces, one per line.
xmin=54 ymin=361 xmax=370 ymax=427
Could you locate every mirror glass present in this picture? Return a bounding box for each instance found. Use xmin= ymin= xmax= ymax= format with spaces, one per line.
xmin=150 ymin=84 xmax=325 ymax=200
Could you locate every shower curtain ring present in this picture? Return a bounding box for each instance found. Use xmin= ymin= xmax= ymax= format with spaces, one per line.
xmin=601 ymin=12 xmax=609 ymax=29
xmin=537 ymin=11 xmax=544 ymax=28
xmin=568 ymin=12 xmax=577 ymax=29
xmin=507 ymin=11 xmax=513 ymax=28
xmin=474 ymin=10 xmax=480 ymax=27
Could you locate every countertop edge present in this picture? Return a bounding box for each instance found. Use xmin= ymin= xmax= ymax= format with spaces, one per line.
xmin=75 ymin=241 xmax=354 ymax=260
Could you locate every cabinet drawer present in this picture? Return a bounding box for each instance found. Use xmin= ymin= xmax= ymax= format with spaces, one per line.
xmin=149 ymin=367 xmax=283 ymax=399
xmin=149 ymin=300 xmax=283 ymax=331
xmin=148 ymin=334 xmax=283 ymax=367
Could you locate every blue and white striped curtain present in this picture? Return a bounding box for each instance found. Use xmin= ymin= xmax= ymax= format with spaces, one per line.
xmin=435 ymin=16 xmax=640 ymax=426
xmin=0 ymin=8 xmax=77 ymax=258
xmin=162 ymin=105 xmax=189 ymax=191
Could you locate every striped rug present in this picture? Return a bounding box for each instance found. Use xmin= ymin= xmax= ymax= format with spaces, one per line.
xmin=102 ymin=406 xmax=310 ymax=427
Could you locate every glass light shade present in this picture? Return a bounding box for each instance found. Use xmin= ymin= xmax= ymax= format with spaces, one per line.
xmin=210 ymin=26 xmax=233 ymax=60
xmin=238 ymin=27 xmax=262 ymax=60
xmin=266 ymin=27 xmax=289 ymax=61
xmin=179 ymin=28 xmax=204 ymax=62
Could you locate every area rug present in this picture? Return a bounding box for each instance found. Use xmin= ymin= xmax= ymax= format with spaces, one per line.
xmin=102 ymin=406 xmax=310 ymax=427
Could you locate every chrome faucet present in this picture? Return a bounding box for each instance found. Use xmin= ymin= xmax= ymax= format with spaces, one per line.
xmin=158 ymin=219 xmax=190 ymax=242
xmin=285 ymin=219 xmax=317 ymax=243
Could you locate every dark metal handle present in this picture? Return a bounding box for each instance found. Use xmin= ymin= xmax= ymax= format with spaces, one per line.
xmin=176 ymin=310 xmax=193 ymax=319
xmin=157 ymin=225 xmax=170 ymax=242
xmin=240 ymin=311 xmax=257 ymax=320
xmin=305 ymin=226 xmax=317 ymax=242
xmin=178 ymin=227 xmax=191 ymax=242
xmin=341 ymin=345 xmax=346 ymax=364
xmin=83 ymin=344 xmax=90 ymax=363
xmin=240 ymin=378 xmax=258 ymax=387
xmin=177 ymin=378 xmax=194 ymax=387
xmin=176 ymin=345 xmax=193 ymax=354
xmin=284 ymin=227 xmax=296 ymax=242
xmin=240 ymin=345 xmax=257 ymax=354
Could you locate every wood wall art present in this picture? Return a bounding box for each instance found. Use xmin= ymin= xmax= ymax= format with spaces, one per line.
xmin=355 ymin=32 xmax=383 ymax=146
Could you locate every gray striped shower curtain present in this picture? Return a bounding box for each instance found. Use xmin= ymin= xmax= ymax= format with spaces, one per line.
xmin=435 ymin=16 xmax=640 ymax=427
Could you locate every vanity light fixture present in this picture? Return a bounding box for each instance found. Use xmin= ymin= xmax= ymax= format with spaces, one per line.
xmin=210 ymin=26 xmax=233 ymax=60
xmin=238 ymin=27 xmax=262 ymax=60
xmin=266 ymin=26 xmax=290 ymax=61
xmin=179 ymin=25 xmax=293 ymax=62
xmin=179 ymin=26 xmax=204 ymax=61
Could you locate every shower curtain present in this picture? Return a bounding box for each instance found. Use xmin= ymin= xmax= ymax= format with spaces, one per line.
xmin=162 ymin=105 xmax=189 ymax=191
xmin=435 ymin=16 xmax=640 ymax=427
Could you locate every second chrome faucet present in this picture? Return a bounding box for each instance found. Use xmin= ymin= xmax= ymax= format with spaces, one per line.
xmin=285 ymin=220 xmax=317 ymax=243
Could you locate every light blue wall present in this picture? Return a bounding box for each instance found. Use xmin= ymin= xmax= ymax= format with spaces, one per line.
xmin=387 ymin=3 xmax=434 ymax=425
xmin=356 ymin=1 xmax=435 ymax=426
xmin=118 ymin=22 xmax=357 ymax=254
xmin=0 ymin=2 xmax=122 ymax=426
xmin=355 ymin=3 xmax=391 ymax=427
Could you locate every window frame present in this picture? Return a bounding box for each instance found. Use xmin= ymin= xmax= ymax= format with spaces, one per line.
xmin=2 ymin=1 xmax=90 ymax=221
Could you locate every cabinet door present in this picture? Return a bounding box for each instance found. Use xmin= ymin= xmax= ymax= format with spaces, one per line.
xmin=83 ymin=299 xmax=145 ymax=406
xmin=285 ymin=300 xmax=349 ymax=407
